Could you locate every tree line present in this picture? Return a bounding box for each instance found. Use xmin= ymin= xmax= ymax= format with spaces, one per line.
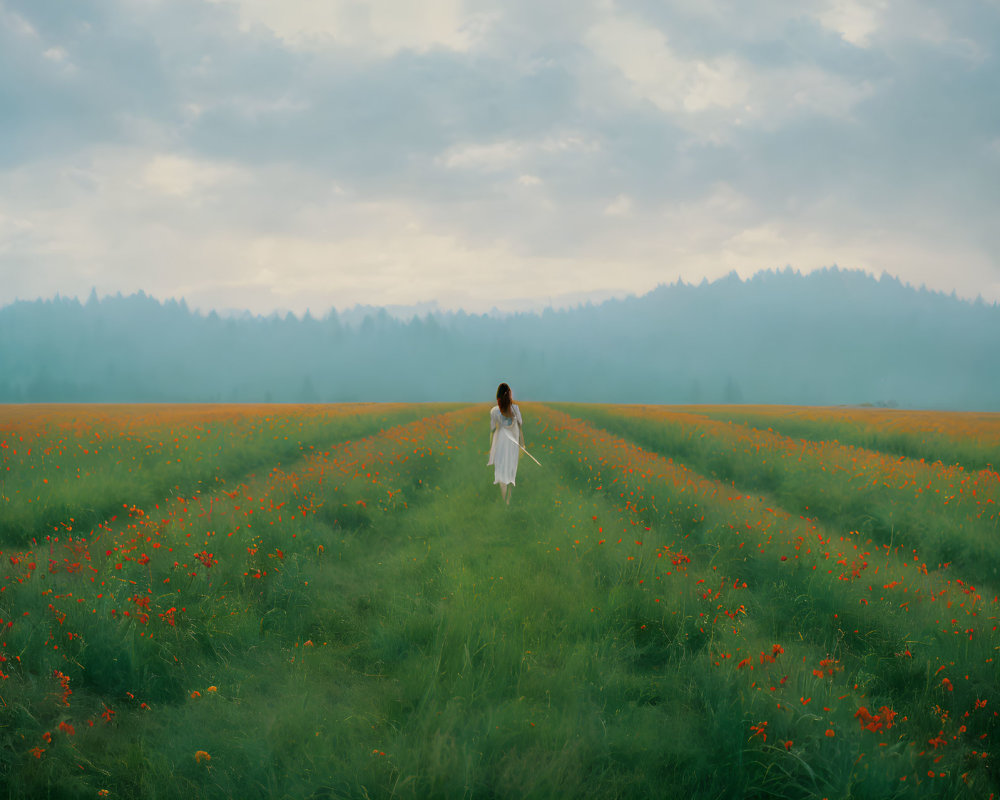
xmin=1 ymin=267 xmax=997 ymax=409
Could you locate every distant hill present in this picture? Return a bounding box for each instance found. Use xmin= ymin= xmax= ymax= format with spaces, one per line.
xmin=1 ymin=268 xmax=998 ymax=409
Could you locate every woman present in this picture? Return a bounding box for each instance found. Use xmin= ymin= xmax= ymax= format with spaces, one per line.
xmin=488 ymin=382 xmax=524 ymax=505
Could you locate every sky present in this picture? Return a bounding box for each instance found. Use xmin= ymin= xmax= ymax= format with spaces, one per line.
xmin=1 ymin=0 xmax=998 ymax=315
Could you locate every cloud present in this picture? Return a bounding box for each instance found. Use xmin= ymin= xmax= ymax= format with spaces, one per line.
xmin=584 ymin=6 xmax=876 ymax=133
xmin=817 ymin=0 xmax=885 ymax=47
xmin=0 ymin=0 xmax=998 ymax=313
xmin=1 ymin=140 xmax=995 ymax=314
xmin=0 ymin=146 xmax=543 ymax=311
xmin=815 ymin=0 xmax=987 ymax=60
xmin=42 ymin=45 xmax=71 ymax=64
xmin=206 ymin=0 xmax=490 ymax=56
xmin=585 ymin=14 xmax=749 ymax=114
xmin=142 ymin=154 xmax=246 ymax=197
xmin=439 ymin=133 xmax=600 ymax=172
xmin=439 ymin=140 xmax=525 ymax=172
xmin=604 ymin=194 xmax=632 ymax=216
xmin=0 ymin=3 xmax=38 ymax=39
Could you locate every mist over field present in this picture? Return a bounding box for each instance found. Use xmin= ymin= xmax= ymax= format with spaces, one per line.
xmin=2 ymin=267 xmax=998 ymax=410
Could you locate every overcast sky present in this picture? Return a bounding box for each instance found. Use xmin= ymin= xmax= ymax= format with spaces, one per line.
xmin=1 ymin=0 xmax=998 ymax=315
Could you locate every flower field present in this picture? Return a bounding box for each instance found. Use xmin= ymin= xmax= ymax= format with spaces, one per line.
xmin=1 ymin=403 xmax=998 ymax=798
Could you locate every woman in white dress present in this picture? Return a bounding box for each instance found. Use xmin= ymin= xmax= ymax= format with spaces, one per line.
xmin=488 ymin=382 xmax=524 ymax=505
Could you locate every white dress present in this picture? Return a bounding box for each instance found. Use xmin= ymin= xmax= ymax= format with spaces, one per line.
xmin=488 ymin=404 xmax=522 ymax=485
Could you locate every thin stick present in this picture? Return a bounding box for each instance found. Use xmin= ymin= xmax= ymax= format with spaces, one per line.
xmin=503 ymin=430 xmax=541 ymax=466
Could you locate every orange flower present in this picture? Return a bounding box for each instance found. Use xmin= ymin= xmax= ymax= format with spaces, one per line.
xmin=191 ymin=691 xmax=201 ymax=699
xmin=194 ymin=750 xmax=211 ymax=763
xmin=206 ymin=686 xmax=218 ymax=693
xmin=29 ymin=746 xmax=45 ymax=759
xmin=825 ymin=729 xmax=835 ymax=737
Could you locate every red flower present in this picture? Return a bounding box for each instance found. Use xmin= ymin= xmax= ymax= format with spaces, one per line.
xmin=855 ymin=705 xmax=896 ymax=733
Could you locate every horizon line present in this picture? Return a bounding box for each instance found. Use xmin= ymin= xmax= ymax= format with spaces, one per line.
xmin=2 ymin=265 xmax=995 ymax=320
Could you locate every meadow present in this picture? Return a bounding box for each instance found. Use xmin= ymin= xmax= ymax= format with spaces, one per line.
xmin=1 ymin=402 xmax=998 ymax=799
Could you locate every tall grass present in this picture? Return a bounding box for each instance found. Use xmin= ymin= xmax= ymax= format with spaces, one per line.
xmin=681 ymin=405 xmax=1000 ymax=471
xmin=556 ymin=403 xmax=1000 ymax=586
xmin=1 ymin=403 xmax=997 ymax=798
xmin=0 ymin=403 xmax=457 ymax=544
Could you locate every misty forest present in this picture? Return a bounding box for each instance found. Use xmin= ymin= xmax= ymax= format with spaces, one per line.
xmin=2 ymin=267 xmax=998 ymax=410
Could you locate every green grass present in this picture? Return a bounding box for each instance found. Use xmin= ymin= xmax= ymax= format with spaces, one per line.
xmin=684 ymin=407 xmax=1000 ymax=472
xmin=1 ymin=403 xmax=998 ymax=798
xmin=0 ymin=403 xmax=457 ymax=544
xmin=555 ymin=403 xmax=1000 ymax=586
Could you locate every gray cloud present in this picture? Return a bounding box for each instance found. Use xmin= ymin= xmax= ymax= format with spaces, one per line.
xmin=1 ymin=0 xmax=998 ymax=313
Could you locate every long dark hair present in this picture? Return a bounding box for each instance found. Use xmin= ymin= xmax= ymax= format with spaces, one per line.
xmin=496 ymin=383 xmax=512 ymax=416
